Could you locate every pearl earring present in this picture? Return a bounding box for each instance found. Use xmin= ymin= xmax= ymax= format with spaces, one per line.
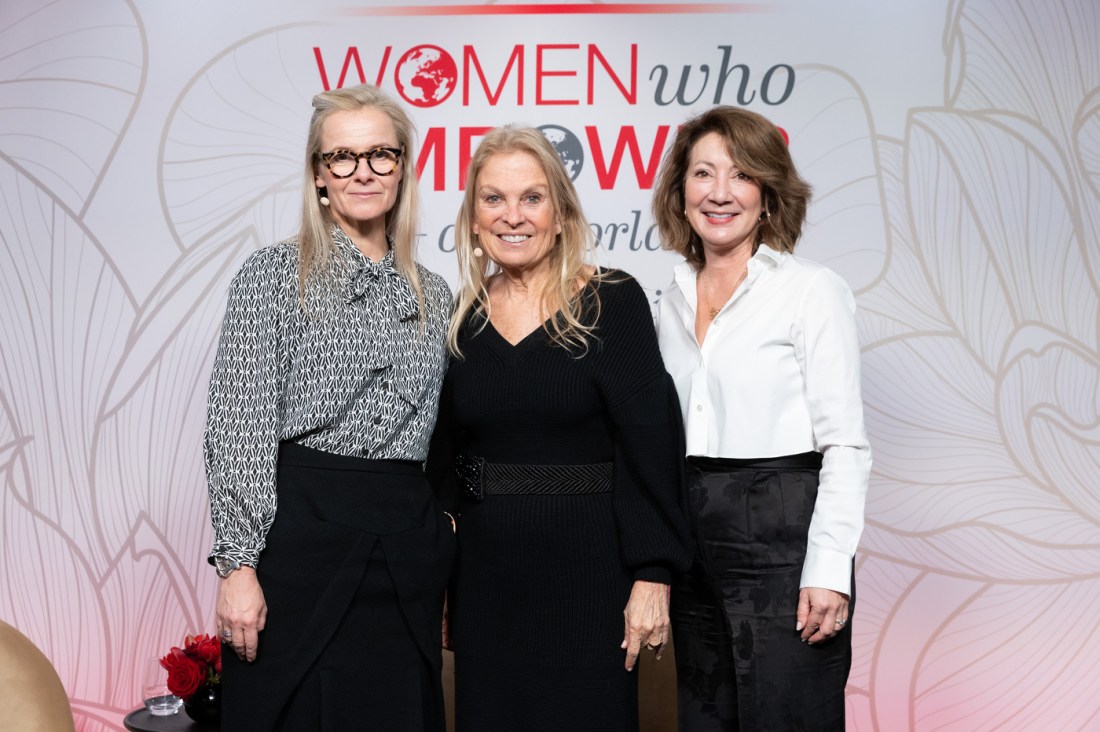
xmin=473 ymin=247 xmax=484 ymax=258
xmin=318 ymin=187 xmax=330 ymax=207
xmin=320 ymin=196 xmax=330 ymax=207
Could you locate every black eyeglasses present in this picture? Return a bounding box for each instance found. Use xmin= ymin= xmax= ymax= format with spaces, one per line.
xmin=319 ymin=147 xmax=404 ymax=178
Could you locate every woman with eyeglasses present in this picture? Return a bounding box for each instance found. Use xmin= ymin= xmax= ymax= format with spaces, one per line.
xmin=204 ymin=84 xmax=454 ymax=731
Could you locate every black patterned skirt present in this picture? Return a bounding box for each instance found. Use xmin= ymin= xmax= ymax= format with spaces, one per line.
xmin=672 ymin=452 xmax=853 ymax=732
xmin=221 ymin=442 xmax=455 ymax=731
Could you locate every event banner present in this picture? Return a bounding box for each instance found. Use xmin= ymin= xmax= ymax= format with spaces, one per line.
xmin=2 ymin=1 xmax=1098 ymax=730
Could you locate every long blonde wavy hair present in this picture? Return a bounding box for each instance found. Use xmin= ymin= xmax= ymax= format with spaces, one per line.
xmin=297 ymin=84 xmax=425 ymax=317
xmin=448 ymin=125 xmax=603 ymax=357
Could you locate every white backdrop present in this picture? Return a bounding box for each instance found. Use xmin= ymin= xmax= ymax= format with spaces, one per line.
xmin=2 ymin=0 xmax=1098 ymax=729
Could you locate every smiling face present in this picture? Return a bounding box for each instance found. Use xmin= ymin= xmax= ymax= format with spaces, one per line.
xmin=683 ymin=131 xmax=764 ymax=255
xmin=472 ymin=151 xmax=562 ymax=277
xmin=314 ymin=107 xmax=402 ymax=239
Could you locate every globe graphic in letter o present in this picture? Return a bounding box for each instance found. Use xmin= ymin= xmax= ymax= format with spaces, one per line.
xmin=538 ymin=125 xmax=584 ymax=181
xmin=394 ymin=45 xmax=458 ymax=107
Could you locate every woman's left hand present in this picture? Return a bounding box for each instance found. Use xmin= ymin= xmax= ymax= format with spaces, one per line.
xmin=441 ymin=591 xmax=452 ymax=651
xmin=796 ymin=587 xmax=850 ymax=644
xmin=621 ymin=580 xmax=671 ymax=671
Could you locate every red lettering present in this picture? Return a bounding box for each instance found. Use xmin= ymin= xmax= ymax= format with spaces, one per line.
xmin=458 ymin=127 xmax=493 ymax=189
xmin=584 ymin=126 xmax=671 ymax=190
xmin=314 ymin=48 xmax=333 ymax=91
xmin=463 ymin=46 xmax=524 ymax=106
xmin=372 ymin=47 xmax=391 ymax=87
xmin=312 ymin=47 xmax=391 ymax=91
xmin=536 ymin=44 xmax=579 ymax=105
xmin=587 ymin=44 xmax=636 ymax=104
xmin=417 ymin=127 xmax=447 ymax=191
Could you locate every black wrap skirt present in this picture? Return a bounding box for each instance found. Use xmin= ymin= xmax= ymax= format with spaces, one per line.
xmin=221 ymin=442 xmax=455 ymax=731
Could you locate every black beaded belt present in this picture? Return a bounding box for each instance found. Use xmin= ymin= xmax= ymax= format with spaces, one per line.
xmin=454 ymin=455 xmax=614 ymax=503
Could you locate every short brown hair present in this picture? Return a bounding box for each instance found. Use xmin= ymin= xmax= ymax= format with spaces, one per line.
xmin=652 ymin=106 xmax=811 ymax=269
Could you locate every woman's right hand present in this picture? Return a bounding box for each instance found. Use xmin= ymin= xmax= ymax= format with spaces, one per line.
xmin=216 ymin=567 xmax=267 ymax=662
xmin=442 ymin=590 xmax=452 ymax=651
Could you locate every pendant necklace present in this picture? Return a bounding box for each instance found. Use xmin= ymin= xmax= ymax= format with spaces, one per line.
xmin=699 ymin=267 xmax=748 ymax=321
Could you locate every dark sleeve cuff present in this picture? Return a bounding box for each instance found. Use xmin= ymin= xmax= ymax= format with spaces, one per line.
xmin=632 ymin=565 xmax=672 ymax=584
xmin=208 ymin=544 xmax=261 ymax=569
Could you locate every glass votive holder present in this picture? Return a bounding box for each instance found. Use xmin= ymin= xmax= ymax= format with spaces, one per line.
xmin=141 ymin=657 xmax=182 ymax=716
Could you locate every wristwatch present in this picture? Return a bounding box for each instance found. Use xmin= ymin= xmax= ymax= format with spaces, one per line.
xmin=214 ymin=556 xmax=241 ymax=578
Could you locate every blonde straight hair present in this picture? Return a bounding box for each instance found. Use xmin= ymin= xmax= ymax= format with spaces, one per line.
xmin=448 ymin=126 xmax=604 ymax=357
xmin=298 ymin=84 xmax=425 ymax=318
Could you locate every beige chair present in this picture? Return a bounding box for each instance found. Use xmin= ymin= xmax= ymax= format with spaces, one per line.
xmin=0 ymin=619 xmax=76 ymax=731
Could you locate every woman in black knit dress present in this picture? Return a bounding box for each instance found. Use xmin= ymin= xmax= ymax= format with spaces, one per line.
xmin=429 ymin=126 xmax=692 ymax=731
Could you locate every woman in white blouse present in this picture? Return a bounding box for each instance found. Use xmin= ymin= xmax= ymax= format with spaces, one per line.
xmin=653 ymin=106 xmax=871 ymax=731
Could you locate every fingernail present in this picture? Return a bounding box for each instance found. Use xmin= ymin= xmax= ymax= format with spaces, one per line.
xmin=796 ymin=622 xmax=803 ymax=631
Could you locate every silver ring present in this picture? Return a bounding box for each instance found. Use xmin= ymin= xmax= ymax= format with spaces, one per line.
xmin=835 ymin=618 xmax=846 ymax=627
xmin=221 ymin=629 xmax=233 ymax=640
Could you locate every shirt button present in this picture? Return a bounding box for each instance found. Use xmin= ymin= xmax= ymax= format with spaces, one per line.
xmin=695 ymin=404 xmax=703 ymax=412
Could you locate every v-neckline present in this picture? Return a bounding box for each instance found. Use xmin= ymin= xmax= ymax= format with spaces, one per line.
xmin=480 ymin=268 xmax=604 ymax=353
xmin=485 ymin=315 xmax=551 ymax=350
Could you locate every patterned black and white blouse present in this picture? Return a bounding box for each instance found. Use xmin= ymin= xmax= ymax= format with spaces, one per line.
xmin=203 ymin=227 xmax=452 ymax=568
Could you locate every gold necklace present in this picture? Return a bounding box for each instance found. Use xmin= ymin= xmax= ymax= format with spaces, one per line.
xmin=699 ymin=267 xmax=747 ymax=320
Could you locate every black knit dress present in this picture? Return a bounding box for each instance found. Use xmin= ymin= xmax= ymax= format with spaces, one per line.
xmin=429 ymin=272 xmax=692 ymax=732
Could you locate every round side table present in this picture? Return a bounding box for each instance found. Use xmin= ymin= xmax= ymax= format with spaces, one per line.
xmin=123 ymin=707 xmax=218 ymax=731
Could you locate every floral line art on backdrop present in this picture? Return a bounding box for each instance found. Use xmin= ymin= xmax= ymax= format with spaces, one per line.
xmin=0 ymin=0 xmax=1097 ymax=730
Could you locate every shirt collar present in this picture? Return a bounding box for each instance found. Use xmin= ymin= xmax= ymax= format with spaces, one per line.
xmin=753 ymin=243 xmax=785 ymax=268
xmin=672 ymin=259 xmax=697 ymax=295
xmin=671 ymin=243 xmax=787 ymax=308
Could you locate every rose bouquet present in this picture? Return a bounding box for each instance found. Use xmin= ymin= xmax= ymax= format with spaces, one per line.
xmin=159 ymin=633 xmax=221 ymax=701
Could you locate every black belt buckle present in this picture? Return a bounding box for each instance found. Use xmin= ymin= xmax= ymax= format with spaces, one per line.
xmin=454 ymin=455 xmax=485 ymax=503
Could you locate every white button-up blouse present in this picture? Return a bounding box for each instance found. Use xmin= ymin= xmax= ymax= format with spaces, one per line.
xmin=657 ymin=245 xmax=871 ymax=594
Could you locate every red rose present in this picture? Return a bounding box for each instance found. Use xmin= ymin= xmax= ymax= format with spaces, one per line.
xmin=190 ymin=634 xmax=221 ymax=666
xmin=160 ymin=648 xmax=204 ymax=699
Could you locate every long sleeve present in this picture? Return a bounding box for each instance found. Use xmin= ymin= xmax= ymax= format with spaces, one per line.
xmin=596 ymin=276 xmax=693 ymax=584
xmin=425 ymin=364 xmax=460 ymax=517
xmin=203 ymin=246 xmax=295 ymax=568
xmin=792 ymin=268 xmax=872 ymax=594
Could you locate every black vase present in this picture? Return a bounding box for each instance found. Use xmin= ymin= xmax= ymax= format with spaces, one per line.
xmin=183 ymin=683 xmax=220 ymax=725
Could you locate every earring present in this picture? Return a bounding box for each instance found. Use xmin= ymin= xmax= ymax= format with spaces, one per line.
xmin=473 ymin=247 xmax=484 ymax=258
xmin=318 ymin=187 xmax=330 ymax=207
